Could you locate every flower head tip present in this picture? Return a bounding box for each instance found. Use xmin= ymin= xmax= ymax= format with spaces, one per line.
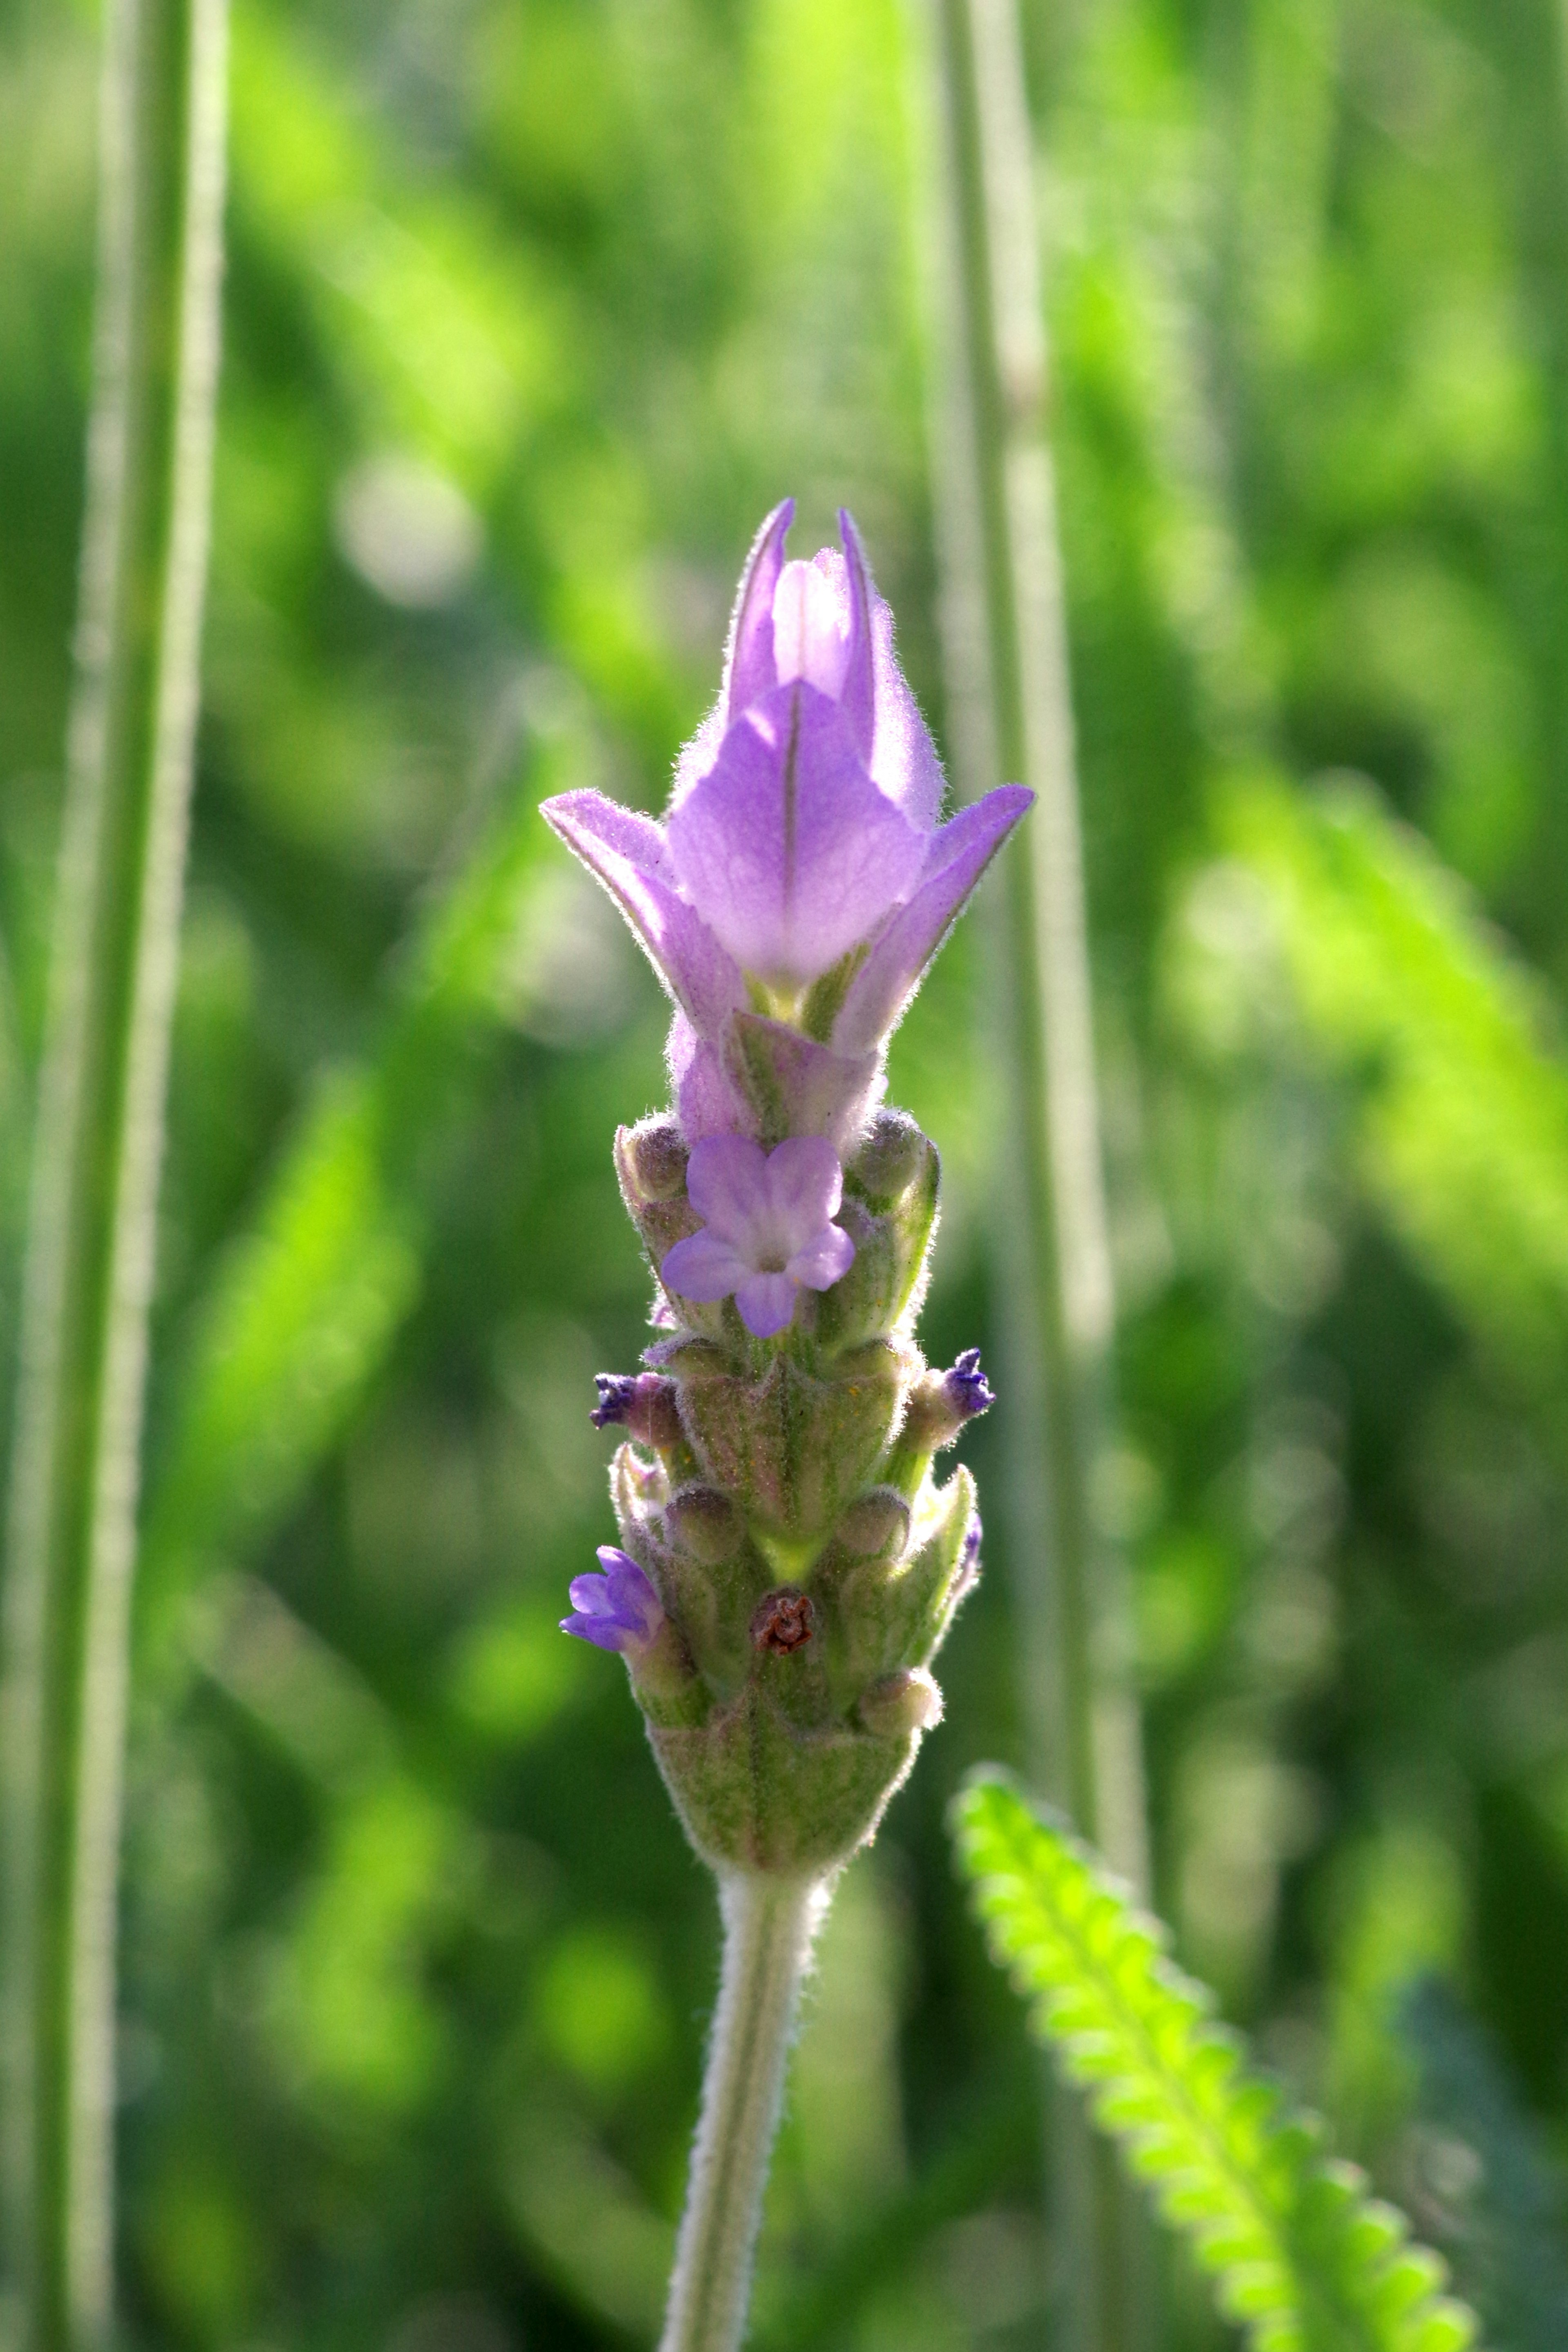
xmin=539 ymin=504 xmax=1033 ymax=1138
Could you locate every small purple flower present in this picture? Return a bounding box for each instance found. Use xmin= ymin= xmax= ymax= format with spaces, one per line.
xmin=944 ymin=1348 xmax=994 ymax=1420
xmin=561 ymin=1547 xmax=665 ymax=1652
xmin=660 ymin=1134 xmax=855 ymax=1339
xmin=541 ymin=504 xmax=1032 ymax=1140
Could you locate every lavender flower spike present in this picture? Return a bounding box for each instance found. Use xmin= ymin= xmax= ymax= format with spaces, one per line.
xmin=555 ymin=499 xmax=1011 ymax=2352
xmin=661 ymin=1134 xmax=855 ymax=1338
xmin=561 ymin=1547 xmax=664 ymax=1652
xmin=541 ymin=505 xmax=1032 ymax=1143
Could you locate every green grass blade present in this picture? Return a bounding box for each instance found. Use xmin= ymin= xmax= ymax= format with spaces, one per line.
xmin=952 ymin=1773 xmax=1482 ymax=2352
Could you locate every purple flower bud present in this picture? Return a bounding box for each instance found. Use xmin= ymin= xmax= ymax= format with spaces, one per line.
xmin=561 ymin=1548 xmax=665 ymax=1653
xmin=896 ymin=1352 xmax=994 ymax=1456
xmin=590 ymin=1371 xmax=683 ymax=1448
xmin=591 ymin=1374 xmax=639 ymax=1429
xmin=539 ymin=505 xmax=1032 ymax=1112
xmin=951 ymin=1517 xmax=982 ymax=1607
xmin=944 ymin=1348 xmax=994 ymax=1421
xmin=659 ymin=1134 xmax=856 ymax=1339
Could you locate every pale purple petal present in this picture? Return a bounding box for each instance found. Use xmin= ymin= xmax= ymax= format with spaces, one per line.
xmin=735 ymin=1272 xmax=800 ymax=1338
xmin=561 ymin=1548 xmax=662 ymax=1651
xmin=541 ymin=789 xmax=744 ymax=1034
xmin=724 ymin=498 xmax=794 ymax=726
xmin=772 ymin=555 xmax=851 ymax=701
xmin=761 ymin=1134 xmax=844 ymax=1246
xmin=786 ymin=1224 xmax=856 ymax=1291
xmin=561 ymin=1611 xmax=635 ymax=1651
xmin=869 ymin=594 xmax=945 ymax=830
xmin=600 ymin=1547 xmax=663 ymax=1634
xmin=835 ymin=511 xmax=878 ymax=768
xmin=665 ymin=684 xmax=927 ymax=985
xmin=670 ymin=697 xmax=728 ymax=808
xmin=685 ymin=1134 xmax=770 ymax=1240
xmin=833 ymin=784 xmax=1035 ymax=1054
xmin=666 ymin=1013 xmax=755 ymax=1142
xmin=722 ymin=1012 xmax=885 ymax=1153
xmin=661 ymin=1227 xmax=754 ymax=1301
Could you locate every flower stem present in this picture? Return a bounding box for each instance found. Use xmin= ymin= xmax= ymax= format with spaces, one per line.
xmin=0 ymin=0 xmax=228 ymax=2341
xmin=916 ymin=0 xmax=1150 ymax=2343
xmin=659 ymin=1874 xmax=823 ymax=2352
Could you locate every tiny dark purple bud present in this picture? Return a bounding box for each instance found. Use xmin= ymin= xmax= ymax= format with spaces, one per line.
xmin=951 ymin=1517 xmax=982 ymax=1606
xmin=897 ymin=1352 xmax=994 ymax=1455
xmin=944 ymin=1348 xmax=994 ymax=1421
xmin=591 ymin=1374 xmax=639 ymax=1428
xmin=590 ymin=1371 xmax=683 ymax=1450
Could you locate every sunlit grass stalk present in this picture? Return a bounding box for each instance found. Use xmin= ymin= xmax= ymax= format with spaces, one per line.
xmin=659 ymin=1876 xmax=823 ymax=2352
xmin=0 ymin=0 xmax=228 ymax=2340
xmin=918 ymin=0 xmax=1149 ymax=2343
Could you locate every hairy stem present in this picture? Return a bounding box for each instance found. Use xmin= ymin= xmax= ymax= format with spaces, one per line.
xmin=0 ymin=0 xmax=228 ymax=2341
xmin=917 ymin=0 xmax=1149 ymax=2344
xmin=659 ymin=1875 xmax=823 ymax=2352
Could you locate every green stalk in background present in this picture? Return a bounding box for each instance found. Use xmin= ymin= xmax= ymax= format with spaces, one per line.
xmin=0 ymin=0 xmax=228 ymax=2340
xmin=918 ymin=0 xmax=1149 ymax=2344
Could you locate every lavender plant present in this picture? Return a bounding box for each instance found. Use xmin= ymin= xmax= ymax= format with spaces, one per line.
xmin=543 ymin=500 xmax=1029 ymax=2352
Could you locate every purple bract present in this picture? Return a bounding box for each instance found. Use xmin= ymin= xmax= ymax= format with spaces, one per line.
xmin=541 ymin=503 xmax=1032 ymax=1142
xmin=660 ymin=1134 xmax=855 ymax=1339
xmin=561 ymin=1548 xmax=664 ymax=1652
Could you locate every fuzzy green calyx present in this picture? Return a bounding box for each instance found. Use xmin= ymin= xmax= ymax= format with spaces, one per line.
xmin=597 ymin=1107 xmax=987 ymax=1876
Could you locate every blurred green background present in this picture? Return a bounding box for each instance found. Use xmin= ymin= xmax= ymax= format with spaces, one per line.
xmin=7 ymin=0 xmax=1568 ymax=2343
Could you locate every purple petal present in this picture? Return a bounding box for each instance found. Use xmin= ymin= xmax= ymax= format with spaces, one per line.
xmin=666 ymin=684 xmax=927 ymax=985
xmin=661 ymin=1227 xmax=753 ymax=1301
xmin=724 ymin=498 xmax=795 ymax=726
xmin=722 ymin=1011 xmax=886 ymax=1153
xmin=833 ymin=784 xmax=1034 ymax=1054
xmin=772 ymin=554 xmax=851 ymax=699
xmin=685 ymin=1134 xmax=770 ymax=1240
xmin=561 ymin=1550 xmax=662 ymax=1649
xmin=762 ymin=1134 xmax=844 ymax=1243
xmin=541 ymin=790 xmax=744 ymax=1034
xmin=869 ymin=594 xmax=945 ymax=831
xmin=836 ymin=511 xmax=877 ymax=768
xmin=735 ymin=1271 xmax=800 ymax=1338
xmin=566 ymin=1572 xmax=619 ymax=1615
xmin=599 ymin=1547 xmax=662 ymax=1636
xmin=666 ymin=1014 xmax=755 ymax=1143
xmin=786 ymin=1223 xmax=856 ymax=1291
xmin=561 ymin=1610 xmax=637 ymax=1650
